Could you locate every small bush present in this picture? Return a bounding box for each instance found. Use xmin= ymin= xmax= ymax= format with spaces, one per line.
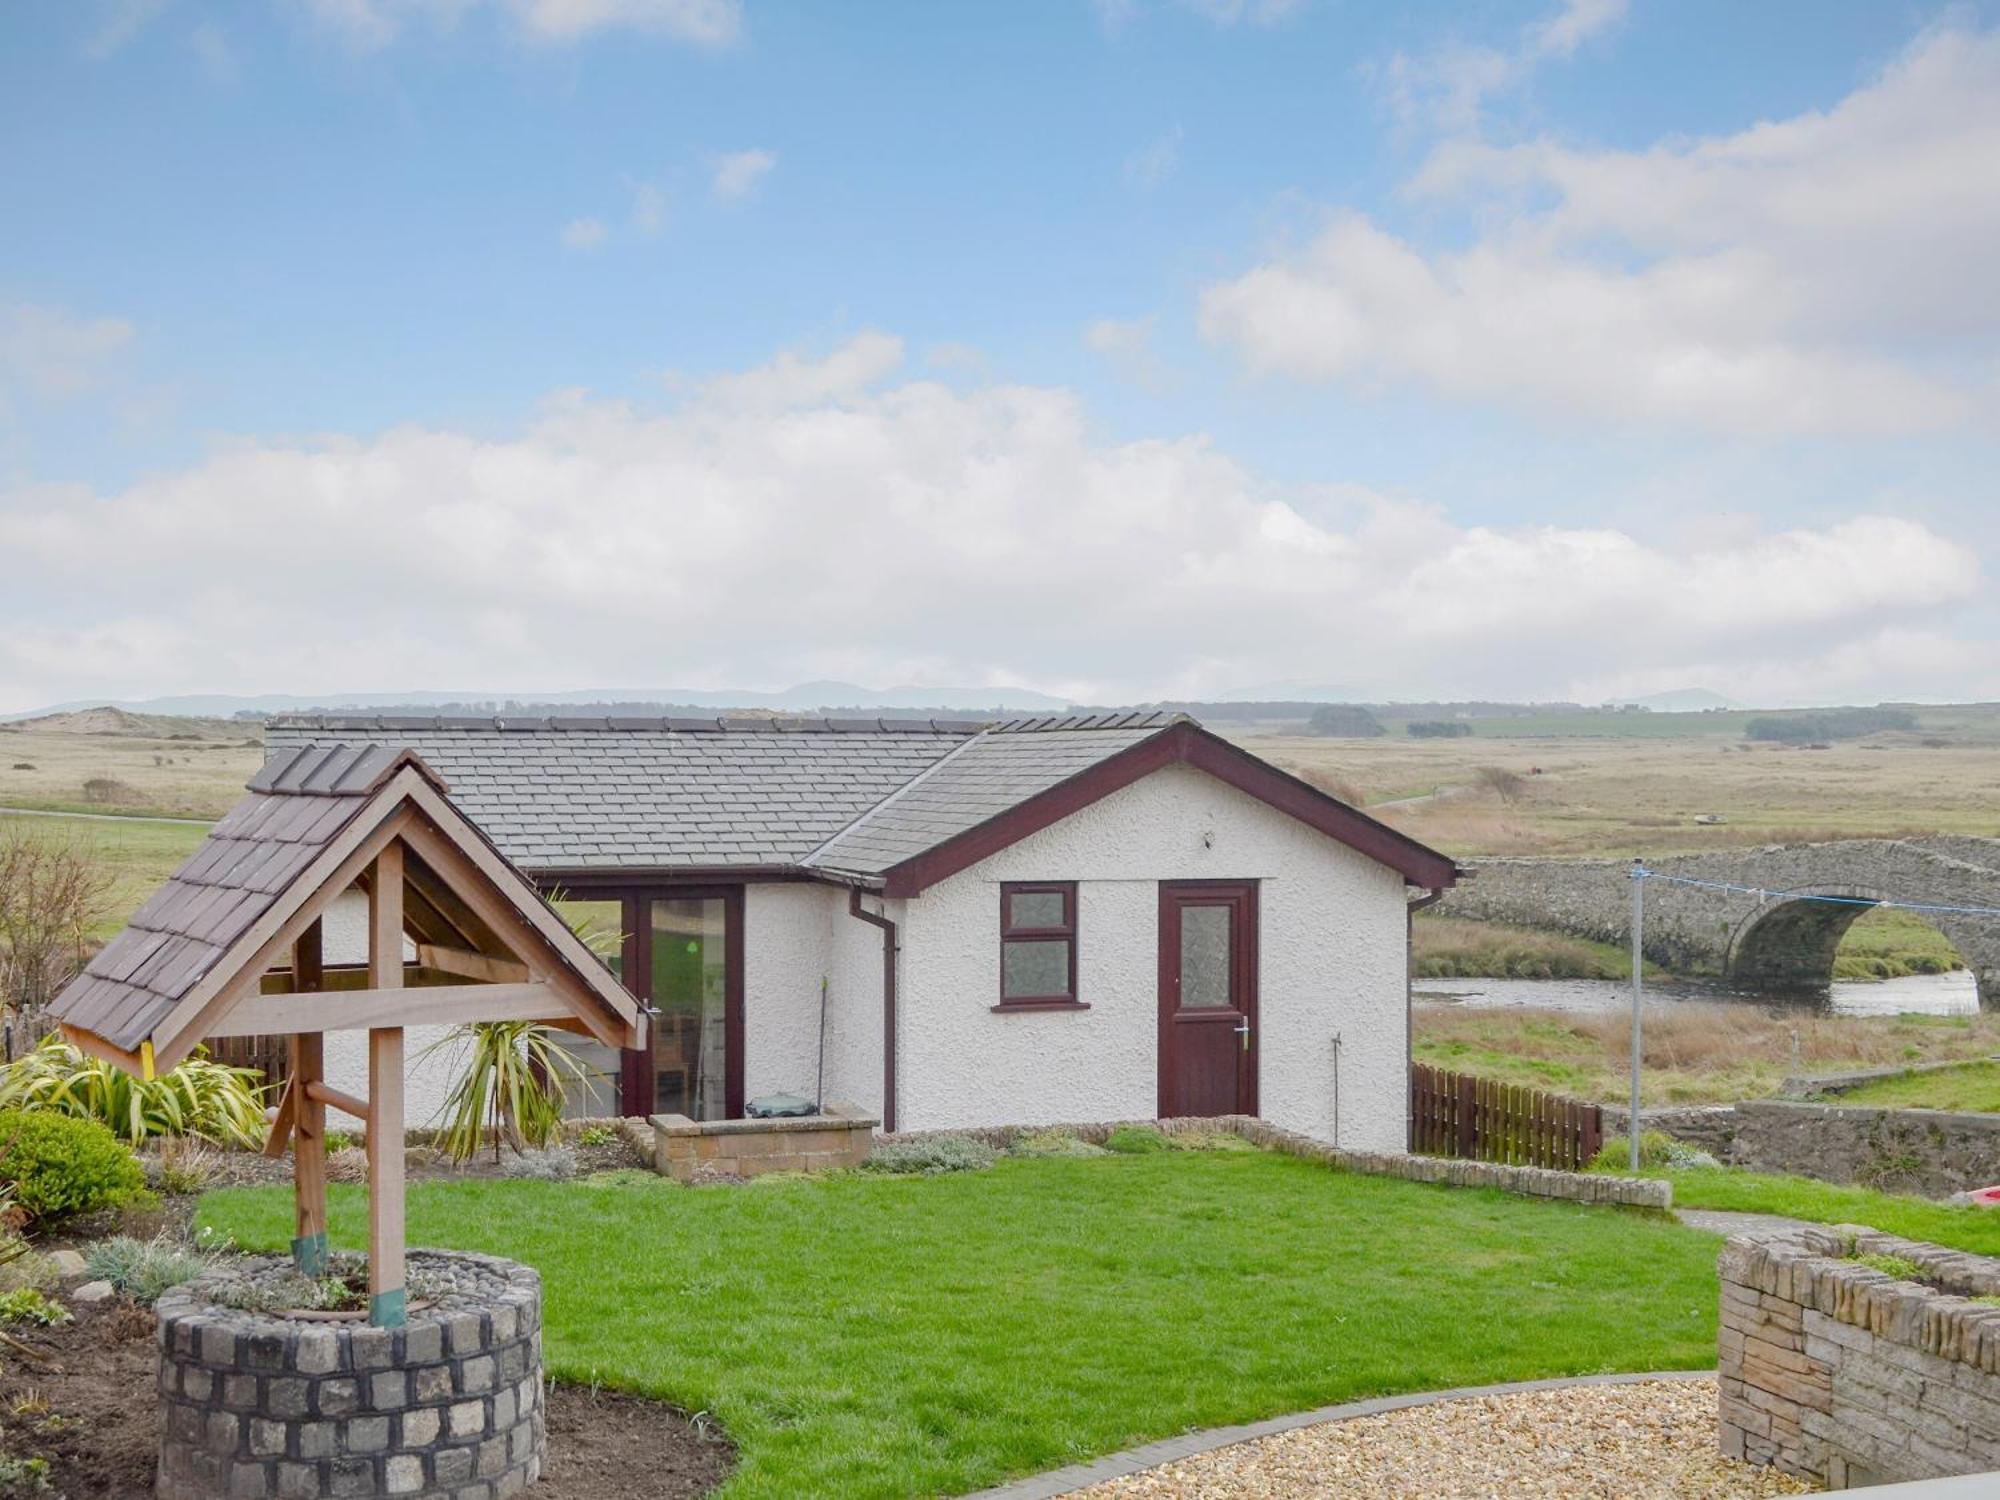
xmin=1007 ymin=1130 xmax=1110 ymax=1159
xmin=574 ymin=1125 xmax=618 ymax=1148
xmin=0 ymin=1289 xmax=68 ymax=1328
xmin=151 ymin=1138 xmax=222 ymax=1196
xmin=1587 ymin=1131 xmax=1718 ymax=1173
xmin=0 ymin=1109 xmax=149 ymax=1223
xmin=82 ymin=1232 xmax=224 ymax=1305
xmin=862 ymin=1136 xmax=997 ymax=1176
xmin=0 ymin=1452 xmax=54 ymax=1497
xmin=498 ymin=1146 xmax=576 ymax=1181
xmin=1103 ymin=1125 xmax=1171 ymax=1155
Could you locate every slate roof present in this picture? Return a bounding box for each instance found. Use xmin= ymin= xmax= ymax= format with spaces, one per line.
xmin=51 ymin=745 xmax=440 ymax=1054
xmin=801 ymin=717 xmax=1176 ymax=877
xmin=262 ymin=714 xmax=1106 ymax=872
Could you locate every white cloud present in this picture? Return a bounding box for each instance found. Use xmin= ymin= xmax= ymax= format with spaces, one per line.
xmin=299 ymin=0 xmax=737 ymax=50
xmin=560 ymin=216 xmax=608 ymax=251
xmin=0 ymin=334 xmax=1985 ymax=712
xmin=0 ymin=305 xmax=136 ymax=402
xmin=1084 ymin=315 xmax=1170 ymax=390
xmin=1203 ymin=24 xmax=2000 ymax=437
xmin=1382 ymin=0 xmax=1624 ymax=131
xmin=629 ymin=181 xmax=667 ymax=237
xmin=189 ymin=20 xmax=240 ymax=82
xmin=710 ymin=149 xmax=776 ymax=199
xmin=84 ymin=0 xmax=169 ymax=60
xmin=1123 ymin=127 xmax=1182 ymax=189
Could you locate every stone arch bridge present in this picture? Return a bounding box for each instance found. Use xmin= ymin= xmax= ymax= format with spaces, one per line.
xmin=1441 ymin=837 xmax=2000 ymax=1009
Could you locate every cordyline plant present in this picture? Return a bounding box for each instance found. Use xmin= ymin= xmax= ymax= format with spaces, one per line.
xmin=421 ymin=1022 xmax=587 ymax=1164
xmin=0 ymin=1034 xmax=270 ymax=1148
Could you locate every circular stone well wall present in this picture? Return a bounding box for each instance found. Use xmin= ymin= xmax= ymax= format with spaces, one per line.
xmin=155 ymin=1251 xmax=544 ymax=1500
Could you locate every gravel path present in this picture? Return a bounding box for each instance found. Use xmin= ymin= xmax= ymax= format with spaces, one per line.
xmin=1064 ymin=1379 xmax=1814 ymax=1499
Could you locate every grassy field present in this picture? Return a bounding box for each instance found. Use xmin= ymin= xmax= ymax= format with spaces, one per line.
xmin=1235 ymin=716 xmax=2000 ymax=859
xmin=0 ymin=811 xmax=211 ymax=941
xmin=0 ymin=708 xmax=258 ymax=820
xmin=198 ymin=1153 xmax=1721 ymax=1499
xmin=1819 ymin=1060 xmax=2000 ymax=1113
xmin=1413 ymin=1003 xmax=2000 ymax=1107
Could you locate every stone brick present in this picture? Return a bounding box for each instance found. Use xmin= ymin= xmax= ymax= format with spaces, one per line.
xmin=412 ymin=1363 xmax=454 ymax=1402
xmin=350 ymin=1327 xmax=393 ymax=1370
xmin=316 ymin=1379 xmax=361 ymax=1417
xmin=402 ymin=1323 xmax=443 ymax=1364
xmin=297 ymin=1420 xmax=336 ymax=1460
xmin=327 ymin=1457 xmax=374 ymax=1498
xmin=369 ymin=1370 xmax=408 ymax=1411
xmin=446 ymin=1314 xmax=486 ymax=1357
xmin=275 ymin=1461 xmax=321 ymax=1500
xmin=267 ymin=1378 xmax=311 ymax=1419
xmin=384 ymin=1454 xmax=425 ymax=1494
xmin=228 ymin=1459 xmax=273 ymax=1498
xmin=401 ymin=1407 xmax=440 ymax=1447
xmin=432 ymin=1445 xmax=475 ymax=1485
xmin=449 ymin=1399 xmax=487 ymax=1440
xmin=293 ymin=1328 xmax=340 ymax=1376
xmin=458 ymin=1355 xmax=495 ymax=1395
xmin=250 ymin=1418 xmax=289 ymax=1457
xmin=224 ymin=1374 xmax=263 ymax=1411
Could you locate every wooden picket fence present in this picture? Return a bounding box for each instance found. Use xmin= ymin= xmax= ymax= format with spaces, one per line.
xmin=1408 ymin=1064 xmax=1603 ymax=1172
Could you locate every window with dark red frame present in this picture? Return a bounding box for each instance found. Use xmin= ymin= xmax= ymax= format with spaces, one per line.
xmin=996 ymin=881 xmax=1085 ymax=1011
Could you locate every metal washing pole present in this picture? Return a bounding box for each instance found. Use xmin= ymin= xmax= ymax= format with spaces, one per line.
xmin=1630 ymin=858 xmax=1645 ymax=1174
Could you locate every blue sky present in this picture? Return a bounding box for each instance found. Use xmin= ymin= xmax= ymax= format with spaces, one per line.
xmin=2 ymin=0 xmax=1996 ymax=712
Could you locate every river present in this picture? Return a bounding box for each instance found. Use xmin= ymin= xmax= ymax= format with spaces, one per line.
xmin=1412 ymin=969 xmax=1979 ymax=1018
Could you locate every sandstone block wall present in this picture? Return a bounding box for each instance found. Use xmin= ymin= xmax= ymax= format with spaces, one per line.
xmin=1719 ymin=1226 xmax=2000 ymax=1489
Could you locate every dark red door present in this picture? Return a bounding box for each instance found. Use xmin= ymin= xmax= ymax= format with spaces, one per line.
xmin=1157 ymin=881 xmax=1258 ymax=1118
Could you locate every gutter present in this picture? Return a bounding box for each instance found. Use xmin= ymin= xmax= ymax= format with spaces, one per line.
xmin=1405 ymin=885 xmax=1450 ymax=1151
xmin=847 ymin=888 xmax=900 ymax=1133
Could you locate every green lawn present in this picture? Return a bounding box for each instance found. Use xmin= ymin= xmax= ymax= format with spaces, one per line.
xmin=1662 ymin=1168 xmax=2000 ymax=1255
xmin=1818 ymin=1060 xmax=2000 ymax=1113
xmin=200 ymin=1153 xmax=1721 ymax=1499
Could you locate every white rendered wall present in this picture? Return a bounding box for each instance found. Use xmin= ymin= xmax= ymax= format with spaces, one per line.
xmin=740 ymin=882 xmax=893 ymax=1119
xmin=895 ymin=763 xmax=1411 ymax=1149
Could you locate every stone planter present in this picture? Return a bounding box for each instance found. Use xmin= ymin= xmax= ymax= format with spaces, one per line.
xmin=155 ymin=1251 xmax=544 ymax=1500
xmin=648 ymin=1104 xmax=877 ymax=1181
xmin=1719 ymin=1225 xmax=2000 ymax=1489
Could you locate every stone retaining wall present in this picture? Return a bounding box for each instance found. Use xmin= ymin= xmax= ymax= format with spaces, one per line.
xmin=649 ymin=1105 xmax=876 ymax=1181
xmin=1719 ymin=1225 xmax=2000 ymax=1489
xmin=888 ymin=1115 xmax=1672 ymax=1210
xmin=1727 ymin=1100 xmax=2000 ymax=1198
xmin=155 ymin=1252 xmax=543 ymax=1500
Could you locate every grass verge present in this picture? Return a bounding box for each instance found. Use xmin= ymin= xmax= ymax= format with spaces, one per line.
xmin=1413 ymin=1005 xmax=2000 ymax=1107
xmin=1660 ymin=1168 xmax=2000 ymax=1257
xmin=1817 ymin=1060 xmax=2000 ymax=1113
xmin=199 ymin=1153 xmax=1720 ymax=1499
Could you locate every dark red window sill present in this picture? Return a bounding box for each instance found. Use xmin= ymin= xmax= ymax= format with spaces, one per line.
xmin=991 ymin=999 xmax=1091 ymax=1013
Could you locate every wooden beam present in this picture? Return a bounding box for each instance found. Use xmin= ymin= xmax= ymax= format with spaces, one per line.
xmin=367 ymin=1025 xmax=405 ymax=1327
xmin=57 ymin=1024 xmax=145 ymax=1076
xmin=209 ymin=981 xmax=571 ymax=1038
xmin=291 ymin=922 xmax=329 ymax=1276
xmin=366 ymin=845 xmax=406 ymax=1327
xmin=415 ymin=944 xmax=530 ymax=985
xmin=304 ymin=1079 xmax=371 ymax=1122
xmin=262 ymin=1078 xmax=299 ymax=1160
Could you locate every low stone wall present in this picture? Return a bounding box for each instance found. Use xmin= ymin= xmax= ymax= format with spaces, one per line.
xmin=1727 ymin=1099 xmax=2000 ymax=1197
xmin=155 ymin=1251 xmax=543 ymax=1500
xmin=1601 ymin=1104 xmax=1741 ymax=1158
xmin=1718 ymin=1225 xmax=2000 ymax=1488
xmin=886 ymin=1115 xmax=1672 ymax=1210
xmin=649 ymin=1106 xmax=877 ymax=1181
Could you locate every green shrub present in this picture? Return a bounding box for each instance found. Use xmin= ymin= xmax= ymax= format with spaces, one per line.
xmin=0 ymin=1034 xmax=268 ymax=1148
xmin=0 ymin=1453 xmax=54 ymax=1497
xmin=0 ymin=1288 xmax=69 ymax=1327
xmin=1103 ymin=1125 xmax=1171 ymax=1155
xmin=1007 ymin=1130 xmax=1110 ymax=1159
xmin=862 ymin=1136 xmax=996 ymax=1176
xmin=82 ymin=1232 xmax=223 ymax=1305
xmin=1587 ymin=1131 xmax=1718 ymax=1174
xmin=0 ymin=1108 xmax=149 ymax=1222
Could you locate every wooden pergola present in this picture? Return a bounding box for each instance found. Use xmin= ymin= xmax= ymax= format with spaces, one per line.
xmin=49 ymin=744 xmax=646 ymax=1326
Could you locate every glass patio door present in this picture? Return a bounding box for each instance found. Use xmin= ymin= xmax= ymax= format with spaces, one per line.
xmin=648 ymin=896 xmax=731 ymax=1120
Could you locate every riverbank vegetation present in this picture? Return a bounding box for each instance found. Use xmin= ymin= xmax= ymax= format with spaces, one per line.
xmin=1412 ymin=1004 xmax=2000 ymax=1108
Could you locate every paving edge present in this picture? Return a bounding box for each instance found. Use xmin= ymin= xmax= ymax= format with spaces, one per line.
xmin=957 ymin=1369 xmax=1721 ymax=1500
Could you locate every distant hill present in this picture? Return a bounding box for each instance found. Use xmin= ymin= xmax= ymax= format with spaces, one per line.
xmin=5 ymin=681 xmax=1072 ymax=721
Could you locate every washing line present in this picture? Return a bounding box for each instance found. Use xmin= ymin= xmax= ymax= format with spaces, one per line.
xmin=1629 ymin=866 xmax=2000 ymax=921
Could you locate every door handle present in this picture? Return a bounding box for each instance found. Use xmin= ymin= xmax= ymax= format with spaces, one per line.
xmin=1234 ymin=1020 xmax=1251 ymax=1051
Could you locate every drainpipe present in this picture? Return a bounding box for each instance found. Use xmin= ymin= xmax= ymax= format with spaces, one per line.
xmin=848 ymin=889 xmax=899 ymax=1133
xmin=1405 ymin=887 xmax=1447 ymax=1150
